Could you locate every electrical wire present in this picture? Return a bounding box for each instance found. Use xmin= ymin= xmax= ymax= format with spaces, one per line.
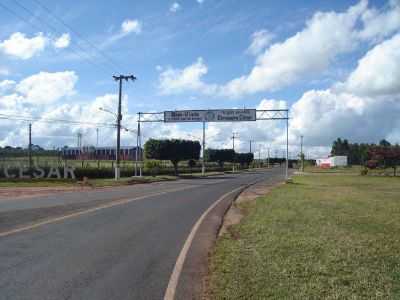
xmin=11 ymin=0 xmax=116 ymax=74
xmin=0 ymin=113 xmax=117 ymax=128
xmin=0 ymin=1 xmax=114 ymax=76
xmin=30 ymin=0 xmax=128 ymax=74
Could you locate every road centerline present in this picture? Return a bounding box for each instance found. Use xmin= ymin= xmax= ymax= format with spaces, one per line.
xmin=0 ymin=184 xmax=199 ymax=238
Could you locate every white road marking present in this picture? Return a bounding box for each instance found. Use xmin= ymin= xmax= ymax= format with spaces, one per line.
xmin=163 ymin=185 xmax=245 ymax=300
xmin=0 ymin=185 xmax=197 ymax=238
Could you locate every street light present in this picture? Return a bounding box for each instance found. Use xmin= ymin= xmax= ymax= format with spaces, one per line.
xmin=122 ymin=126 xmax=141 ymax=177
xmin=99 ymin=107 xmax=120 ymax=177
xmin=99 ymin=107 xmax=118 ymax=118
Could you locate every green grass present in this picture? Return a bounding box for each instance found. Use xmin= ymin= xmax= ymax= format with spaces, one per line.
xmin=210 ymin=174 xmax=400 ymax=299
xmin=304 ymin=165 xmax=362 ymax=174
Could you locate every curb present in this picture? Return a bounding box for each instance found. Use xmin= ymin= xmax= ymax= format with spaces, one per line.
xmin=166 ymin=180 xmax=262 ymax=300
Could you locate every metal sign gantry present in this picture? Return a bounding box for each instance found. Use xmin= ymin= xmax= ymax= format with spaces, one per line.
xmin=134 ymin=109 xmax=290 ymax=179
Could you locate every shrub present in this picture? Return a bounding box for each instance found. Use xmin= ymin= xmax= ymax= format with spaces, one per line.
xmin=144 ymin=160 xmax=162 ymax=177
xmin=366 ymin=160 xmax=378 ymax=169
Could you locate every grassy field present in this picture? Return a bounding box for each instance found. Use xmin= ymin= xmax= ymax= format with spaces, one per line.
xmin=304 ymin=165 xmax=362 ymax=174
xmin=305 ymin=165 xmax=399 ymax=177
xmin=209 ymin=173 xmax=400 ymax=299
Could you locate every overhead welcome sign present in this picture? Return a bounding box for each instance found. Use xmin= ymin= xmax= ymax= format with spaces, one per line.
xmin=164 ymin=109 xmax=256 ymax=123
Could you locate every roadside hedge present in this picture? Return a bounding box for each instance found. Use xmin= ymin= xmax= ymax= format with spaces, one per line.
xmin=0 ymin=165 xmax=238 ymax=180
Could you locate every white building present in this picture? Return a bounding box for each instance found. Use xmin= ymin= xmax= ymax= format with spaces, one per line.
xmin=316 ymin=156 xmax=348 ymax=168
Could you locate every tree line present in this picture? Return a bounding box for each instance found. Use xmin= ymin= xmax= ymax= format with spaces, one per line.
xmin=331 ymin=138 xmax=400 ymax=175
xmin=0 ymin=145 xmax=59 ymax=157
xmin=144 ymin=138 xmax=254 ymax=175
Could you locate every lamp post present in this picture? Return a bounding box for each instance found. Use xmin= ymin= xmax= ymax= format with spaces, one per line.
xmin=123 ymin=126 xmax=138 ymax=176
xmin=99 ymin=107 xmax=119 ymax=177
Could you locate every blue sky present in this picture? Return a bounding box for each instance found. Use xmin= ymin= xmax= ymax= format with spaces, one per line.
xmin=0 ymin=0 xmax=399 ymax=157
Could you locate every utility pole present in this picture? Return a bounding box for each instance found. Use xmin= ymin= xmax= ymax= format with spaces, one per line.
xmin=135 ymin=113 xmax=141 ymax=177
xmin=96 ymin=128 xmax=99 ymax=148
xmin=300 ymin=135 xmax=304 ymax=172
xmin=28 ymin=123 xmax=32 ymax=171
xmin=286 ymin=117 xmax=289 ymax=180
xmin=231 ymin=132 xmax=238 ymax=172
xmin=113 ymin=74 xmax=136 ymax=180
xmin=77 ymin=132 xmax=82 ymax=149
xmin=231 ymin=132 xmax=238 ymax=151
xmin=267 ymin=147 xmax=270 ymax=168
xmin=202 ymin=122 xmax=206 ymax=176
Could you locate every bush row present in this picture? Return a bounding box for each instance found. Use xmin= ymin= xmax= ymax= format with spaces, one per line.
xmin=0 ymin=164 xmax=237 ymax=180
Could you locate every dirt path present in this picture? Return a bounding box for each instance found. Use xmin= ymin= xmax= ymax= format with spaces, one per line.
xmin=219 ymin=180 xmax=283 ymax=236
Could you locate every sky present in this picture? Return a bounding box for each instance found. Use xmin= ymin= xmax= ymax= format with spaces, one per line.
xmin=0 ymin=0 xmax=399 ymax=158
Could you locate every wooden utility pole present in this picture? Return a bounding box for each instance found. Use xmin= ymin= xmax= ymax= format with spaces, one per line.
xmin=113 ymin=75 xmax=136 ymax=180
xmin=96 ymin=128 xmax=99 ymax=148
xmin=231 ymin=132 xmax=238 ymax=172
xmin=28 ymin=123 xmax=32 ymax=171
xmin=300 ymin=135 xmax=304 ymax=172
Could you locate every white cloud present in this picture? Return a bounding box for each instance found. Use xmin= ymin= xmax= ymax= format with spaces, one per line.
xmin=0 ymin=92 xmax=138 ymax=148
xmin=157 ymin=0 xmax=400 ymax=99
xmin=158 ymin=1 xmax=371 ymax=98
xmin=15 ymin=71 xmax=78 ymax=104
xmin=170 ymin=2 xmax=181 ymax=13
xmin=286 ymin=33 xmax=400 ymax=152
xmin=246 ymin=29 xmax=274 ymax=56
xmin=102 ymin=19 xmax=142 ymax=47
xmin=53 ymin=33 xmax=71 ymax=49
xmin=121 ymin=19 xmax=142 ymax=35
xmin=0 ymin=68 xmax=9 ymax=76
xmin=220 ymin=1 xmax=368 ymax=97
xmin=157 ymin=33 xmax=400 ymax=157
xmin=340 ymin=33 xmax=400 ymax=96
xmin=197 ymin=0 xmax=204 ymax=3
xmin=158 ymin=57 xmax=216 ymax=95
xmin=359 ymin=0 xmax=400 ymax=41
xmin=289 ymin=89 xmax=400 ymax=148
xmin=0 ymin=80 xmax=16 ymax=95
xmin=0 ymin=32 xmax=48 ymax=59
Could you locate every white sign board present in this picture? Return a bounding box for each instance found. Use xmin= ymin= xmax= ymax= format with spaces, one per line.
xmin=164 ymin=109 xmax=256 ymax=123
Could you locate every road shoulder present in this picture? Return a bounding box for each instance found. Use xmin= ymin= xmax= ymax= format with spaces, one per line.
xmin=171 ymin=176 xmax=285 ymax=300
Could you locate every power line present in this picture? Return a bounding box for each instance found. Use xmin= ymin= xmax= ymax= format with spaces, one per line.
xmin=0 ymin=113 xmax=117 ymax=128
xmin=11 ymin=0 xmax=115 ymax=74
xmin=30 ymin=0 xmax=127 ymax=74
xmin=0 ymin=1 xmax=114 ymax=76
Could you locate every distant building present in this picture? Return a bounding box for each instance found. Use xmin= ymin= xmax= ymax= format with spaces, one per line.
xmin=62 ymin=146 xmax=143 ymax=161
xmin=316 ymin=156 xmax=348 ymax=168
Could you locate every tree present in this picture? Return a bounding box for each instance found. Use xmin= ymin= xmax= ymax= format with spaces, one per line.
xmin=331 ymin=138 xmax=375 ymax=165
xmin=205 ymin=149 xmax=235 ymax=170
xmin=187 ymin=159 xmax=196 ymax=174
xmin=379 ymin=139 xmax=391 ymax=147
xmin=368 ymin=145 xmax=400 ymax=176
xmin=235 ymin=152 xmax=254 ymax=168
xmin=331 ymin=138 xmax=350 ymax=156
xmin=144 ymin=139 xmax=201 ymax=175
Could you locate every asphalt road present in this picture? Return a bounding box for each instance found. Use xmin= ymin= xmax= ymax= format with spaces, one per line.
xmin=0 ymin=168 xmax=286 ymax=300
